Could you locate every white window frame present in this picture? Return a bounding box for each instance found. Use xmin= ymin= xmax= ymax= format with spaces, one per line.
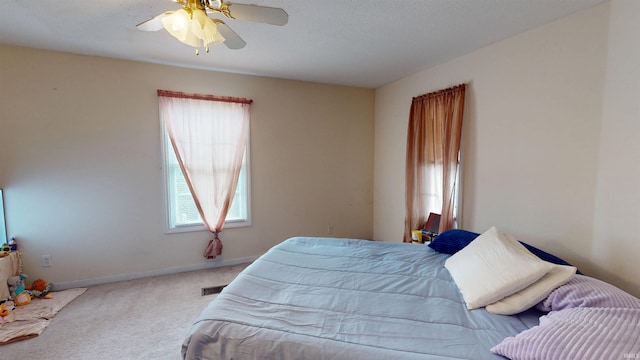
xmin=418 ymin=150 xmax=462 ymax=229
xmin=160 ymin=113 xmax=251 ymax=234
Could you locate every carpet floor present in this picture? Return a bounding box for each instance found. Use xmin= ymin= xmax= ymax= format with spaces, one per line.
xmin=1 ymin=263 xmax=249 ymax=359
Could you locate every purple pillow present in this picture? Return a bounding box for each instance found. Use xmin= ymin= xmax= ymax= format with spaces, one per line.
xmin=536 ymin=274 xmax=640 ymax=312
xmin=491 ymin=307 xmax=640 ymax=360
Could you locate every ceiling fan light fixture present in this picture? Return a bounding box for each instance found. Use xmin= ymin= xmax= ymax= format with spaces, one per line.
xmin=162 ymin=9 xmax=197 ymax=46
xmin=191 ymin=9 xmax=225 ymax=48
xmin=161 ymin=7 xmax=224 ymax=54
xmin=137 ymin=0 xmax=287 ymax=52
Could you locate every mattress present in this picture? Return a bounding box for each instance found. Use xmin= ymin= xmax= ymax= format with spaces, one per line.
xmin=182 ymin=237 xmax=541 ymax=359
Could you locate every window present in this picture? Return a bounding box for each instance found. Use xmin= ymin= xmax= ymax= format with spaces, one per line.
xmin=404 ymin=84 xmax=466 ymax=241
xmin=418 ymin=152 xmax=462 ymax=227
xmin=160 ymin=103 xmax=251 ymax=233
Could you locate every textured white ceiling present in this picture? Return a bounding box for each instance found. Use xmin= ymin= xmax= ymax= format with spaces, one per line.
xmin=0 ymin=0 xmax=606 ymax=88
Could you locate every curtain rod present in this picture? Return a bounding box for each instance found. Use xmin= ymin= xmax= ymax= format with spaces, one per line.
xmin=157 ymin=90 xmax=253 ymax=104
xmin=413 ymin=83 xmax=467 ymax=101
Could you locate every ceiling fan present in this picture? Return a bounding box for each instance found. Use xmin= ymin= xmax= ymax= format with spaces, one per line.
xmin=137 ymin=0 xmax=288 ymax=54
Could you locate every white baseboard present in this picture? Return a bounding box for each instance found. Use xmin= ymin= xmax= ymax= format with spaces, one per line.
xmin=52 ymin=256 xmax=259 ymax=291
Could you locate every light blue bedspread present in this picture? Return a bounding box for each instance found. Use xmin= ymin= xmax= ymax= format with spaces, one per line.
xmin=182 ymin=237 xmax=540 ymax=359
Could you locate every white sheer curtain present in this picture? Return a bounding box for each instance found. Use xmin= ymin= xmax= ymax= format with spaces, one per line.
xmin=158 ymin=90 xmax=251 ymax=258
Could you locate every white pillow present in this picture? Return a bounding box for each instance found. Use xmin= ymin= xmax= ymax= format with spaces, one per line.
xmin=444 ymin=226 xmax=554 ymax=309
xmin=486 ymin=264 xmax=576 ymax=315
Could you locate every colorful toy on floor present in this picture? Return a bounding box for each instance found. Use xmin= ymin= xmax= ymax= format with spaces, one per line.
xmin=7 ymin=275 xmax=53 ymax=306
xmin=0 ymin=299 xmax=14 ymax=316
xmin=0 ymin=243 xmax=10 ymax=257
xmin=7 ymin=273 xmax=35 ymax=305
xmin=13 ymin=292 xmax=31 ymax=306
xmin=7 ymin=273 xmax=28 ymax=297
xmin=28 ymin=278 xmax=53 ymax=298
xmin=0 ymin=299 xmax=15 ymax=323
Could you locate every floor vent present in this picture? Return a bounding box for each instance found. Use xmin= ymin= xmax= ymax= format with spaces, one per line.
xmin=201 ymin=285 xmax=227 ymax=296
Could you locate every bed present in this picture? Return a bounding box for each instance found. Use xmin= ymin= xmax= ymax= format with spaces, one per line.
xmin=182 ymin=229 xmax=640 ymax=360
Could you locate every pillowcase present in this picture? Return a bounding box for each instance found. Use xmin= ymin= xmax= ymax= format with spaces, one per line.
xmin=536 ymin=274 xmax=640 ymax=312
xmin=444 ymin=226 xmax=554 ymax=309
xmin=428 ymin=229 xmax=478 ymax=254
xmin=429 ymin=228 xmax=580 ymax=272
xmin=486 ymin=264 xmax=576 ymax=315
xmin=519 ymin=242 xmax=577 ymax=271
xmin=491 ymin=307 xmax=640 ymax=360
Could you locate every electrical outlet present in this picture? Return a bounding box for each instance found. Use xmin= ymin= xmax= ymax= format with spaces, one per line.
xmin=41 ymin=255 xmax=52 ymax=267
xmin=327 ymin=225 xmax=333 ymax=234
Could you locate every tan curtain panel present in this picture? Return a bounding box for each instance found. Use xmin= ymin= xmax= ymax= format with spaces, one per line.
xmin=404 ymin=84 xmax=466 ymax=242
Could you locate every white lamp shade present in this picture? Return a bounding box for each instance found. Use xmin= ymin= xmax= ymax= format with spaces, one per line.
xmin=191 ymin=9 xmax=225 ymax=47
xmin=162 ymin=9 xmax=201 ymax=48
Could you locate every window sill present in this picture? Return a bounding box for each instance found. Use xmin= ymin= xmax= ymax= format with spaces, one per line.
xmin=166 ymin=219 xmax=251 ymax=234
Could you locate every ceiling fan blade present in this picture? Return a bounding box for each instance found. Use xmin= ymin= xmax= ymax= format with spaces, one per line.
xmin=222 ymin=3 xmax=288 ymax=26
xmin=136 ymin=12 xmax=171 ymax=31
xmin=214 ymin=20 xmax=247 ymax=49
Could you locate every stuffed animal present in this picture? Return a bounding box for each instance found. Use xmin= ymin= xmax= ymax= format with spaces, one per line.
xmin=13 ymin=292 xmax=31 ymax=306
xmin=0 ymin=299 xmax=15 ymax=323
xmin=0 ymin=299 xmax=14 ymax=316
xmin=8 ymin=274 xmax=34 ymax=306
xmin=0 ymin=243 xmax=10 ymax=257
xmin=28 ymin=278 xmax=52 ymax=298
xmin=7 ymin=273 xmax=28 ymax=297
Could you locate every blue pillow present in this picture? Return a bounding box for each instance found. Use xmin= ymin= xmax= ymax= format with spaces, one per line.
xmin=429 ymin=229 xmax=580 ymax=273
xmin=428 ymin=229 xmax=478 ymax=254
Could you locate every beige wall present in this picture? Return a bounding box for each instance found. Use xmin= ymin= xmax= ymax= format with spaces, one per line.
xmin=374 ymin=1 xmax=640 ymax=296
xmin=592 ymin=0 xmax=640 ymax=295
xmin=0 ymin=47 xmax=374 ymax=287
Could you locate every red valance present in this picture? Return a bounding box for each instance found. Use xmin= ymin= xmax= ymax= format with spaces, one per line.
xmin=157 ymin=89 xmax=253 ymax=104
